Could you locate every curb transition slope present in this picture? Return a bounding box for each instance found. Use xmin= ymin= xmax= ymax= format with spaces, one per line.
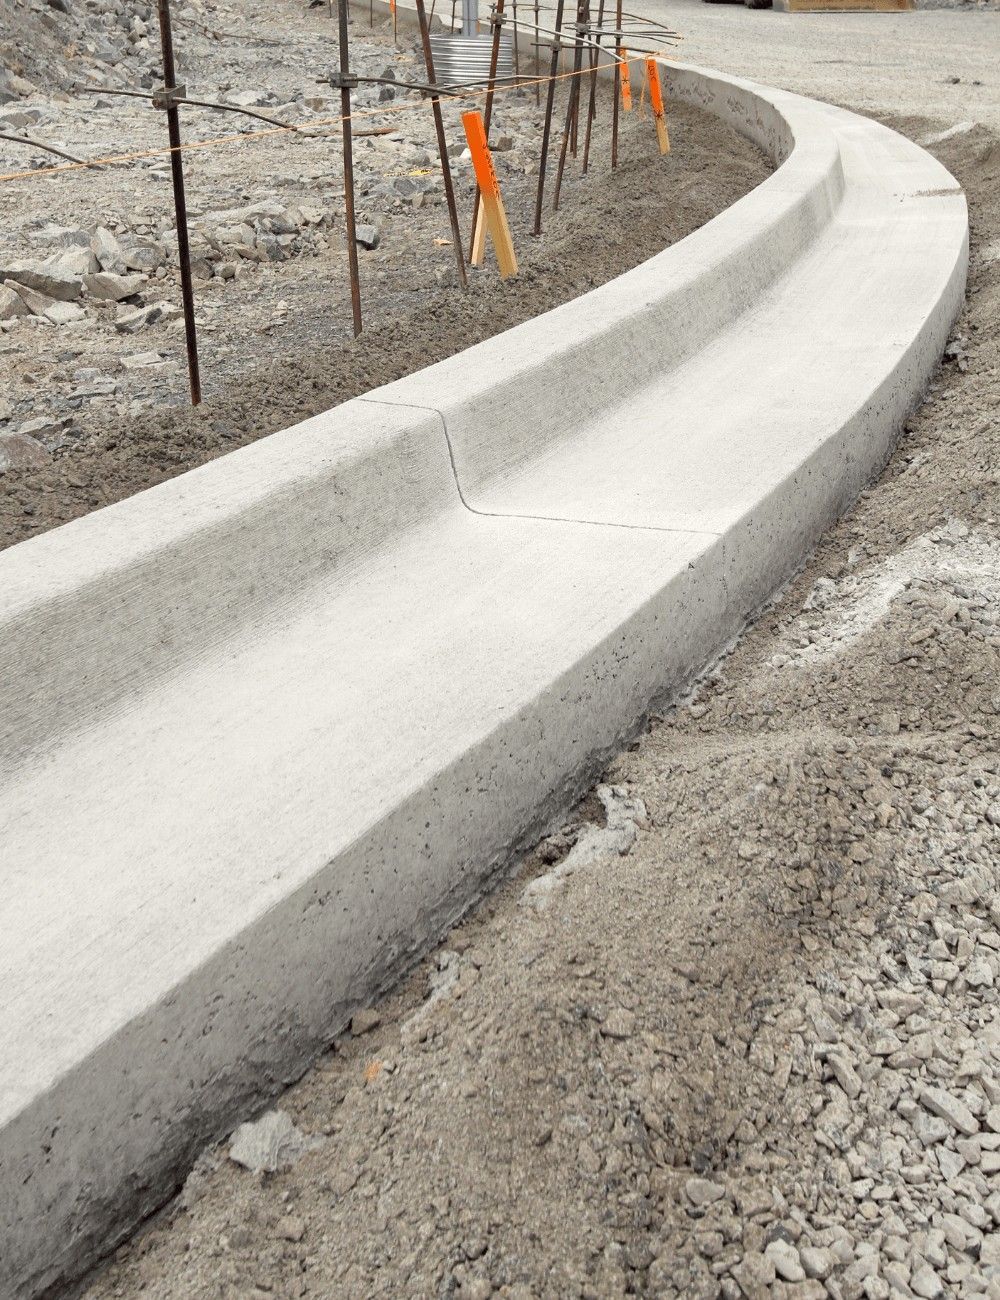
xmin=0 ymin=63 xmax=967 ymax=1298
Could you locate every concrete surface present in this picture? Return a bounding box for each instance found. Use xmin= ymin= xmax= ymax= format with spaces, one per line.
xmin=0 ymin=61 xmax=967 ymax=1299
xmin=637 ymin=0 xmax=1000 ymax=131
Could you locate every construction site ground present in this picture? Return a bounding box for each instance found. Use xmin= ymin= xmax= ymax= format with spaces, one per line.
xmin=0 ymin=0 xmax=767 ymax=550
xmin=8 ymin=0 xmax=1000 ymax=1297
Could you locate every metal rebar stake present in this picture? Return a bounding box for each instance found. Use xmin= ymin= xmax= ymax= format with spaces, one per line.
xmin=511 ymin=0 xmax=519 ymax=81
xmin=569 ymin=15 xmax=581 ymax=158
xmin=335 ymin=0 xmax=363 ymax=335
xmin=611 ymin=0 xmax=622 ymax=169
xmin=552 ymin=0 xmax=586 ymax=210
xmin=531 ymin=0 xmax=566 ymax=236
xmin=581 ymin=0 xmax=604 ymax=174
xmin=155 ymin=0 xmax=201 ymax=405
xmin=413 ymin=0 xmax=468 ymax=288
xmin=533 ymin=0 xmax=540 ymax=104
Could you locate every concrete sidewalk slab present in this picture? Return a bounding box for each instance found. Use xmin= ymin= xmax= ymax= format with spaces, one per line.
xmin=0 ymin=61 xmax=967 ymax=1299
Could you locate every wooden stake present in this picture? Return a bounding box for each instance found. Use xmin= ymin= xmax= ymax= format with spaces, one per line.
xmin=462 ymin=110 xmax=517 ymax=278
xmin=467 ymin=0 xmax=506 ymax=264
xmin=646 ymin=57 xmax=670 ymax=154
xmin=619 ymin=48 xmax=632 ymax=113
xmin=470 ymin=204 xmax=487 ymax=267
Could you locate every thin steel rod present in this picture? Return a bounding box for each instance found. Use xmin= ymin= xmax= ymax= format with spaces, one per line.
xmin=83 ymin=84 xmax=313 ymax=132
xmin=581 ymin=0 xmax=603 ymax=173
xmin=0 ymin=131 xmax=100 ymax=168
xmin=512 ymin=0 xmax=520 ymax=81
xmin=517 ymin=9 xmax=678 ymax=42
xmin=468 ymin=0 xmax=506 ymax=263
xmin=534 ymin=0 xmax=540 ymax=103
xmin=413 ymin=0 xmax=468 ymax=288
xmin=517 ymin=17 xmax=612 ymax=58
xmin=336 ymin=0 xmax=363 ymax=335
xmin=553 ymin=0 xmax=586 ymax=202
xmin=611 ymin=0 xmax=622 ymax=169
xmin=155 ymin=0 xmax=201 ymax=406
xmin=568 ymin=8 xmax=582 ymax=157
xmin=531 ymin=0 xmax=566 ymax=235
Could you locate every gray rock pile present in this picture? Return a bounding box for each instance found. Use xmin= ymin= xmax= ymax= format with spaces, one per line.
xmin=0 ymin=0 xmax=209 ymax=97
xmin=0 ymin=199 xmax=337 ymax=333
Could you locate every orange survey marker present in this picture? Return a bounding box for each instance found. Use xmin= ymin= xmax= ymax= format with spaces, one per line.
xmin=646 ymin=58 xmax=670 ymax=155
xmin=462 ymin=110 xmax=518 ymax=279
xmin=619 ymin=51 xmax=633 ymax=112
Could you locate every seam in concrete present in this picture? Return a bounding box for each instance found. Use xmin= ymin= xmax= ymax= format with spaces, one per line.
xmin=357 ymin=395 xmax=725 ymax=538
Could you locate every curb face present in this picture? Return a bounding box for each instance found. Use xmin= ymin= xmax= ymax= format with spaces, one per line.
xmin=0 ymin=63 xmax=967 ymax=1299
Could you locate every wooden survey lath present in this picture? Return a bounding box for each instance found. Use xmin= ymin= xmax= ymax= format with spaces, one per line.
xmin=646 ymin=58 xmax=670 ymax=155
xmin=619 ymin=52 xmax=633 ymax=112
xmin=462 ymin=109 xmax=518 ymax=279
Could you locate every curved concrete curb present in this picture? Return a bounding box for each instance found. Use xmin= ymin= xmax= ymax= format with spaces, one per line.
xmin=0 ymin=63 xmax=967 ymax=1298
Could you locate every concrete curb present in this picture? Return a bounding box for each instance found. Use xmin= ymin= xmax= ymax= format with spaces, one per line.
xmin=0 ymin=62 xmax=967 ymax=1299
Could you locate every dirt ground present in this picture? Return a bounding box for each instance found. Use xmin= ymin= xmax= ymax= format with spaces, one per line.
xmin=74 ymin=104 xmax=1000 ymax=1300
xmin=0 ymin=0 xmax=766 ymax=551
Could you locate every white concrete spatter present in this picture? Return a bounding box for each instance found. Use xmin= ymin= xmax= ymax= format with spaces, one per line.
xmin=0 ymin=62 xmax=967 ymax=1299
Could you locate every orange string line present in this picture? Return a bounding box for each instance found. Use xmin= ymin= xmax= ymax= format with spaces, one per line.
xmin=0 ymin=46 xmax=679 ymax=185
